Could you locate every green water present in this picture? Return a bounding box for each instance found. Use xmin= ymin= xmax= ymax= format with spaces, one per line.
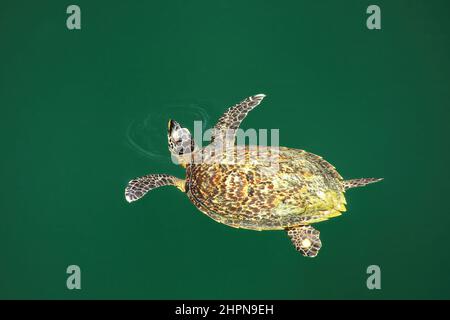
xmin=1 ymin=0 xmax=449 ymax=299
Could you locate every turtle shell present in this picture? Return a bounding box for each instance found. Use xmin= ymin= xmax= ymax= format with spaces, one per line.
xmin=186 ymin=146 xmax=347 ymax=230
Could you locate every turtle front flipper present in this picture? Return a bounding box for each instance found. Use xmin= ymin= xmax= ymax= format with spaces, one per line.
xmin=286 ymin=225 xmax=322 ymax=257
xmin=125 ymin=174 xmax=185 ymax=203
xmin=211 ymin=94 xmax=266 ymax=144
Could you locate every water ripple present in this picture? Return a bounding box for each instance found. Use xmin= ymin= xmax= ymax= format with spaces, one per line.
xmin=126 ymin=103 xmax=211 ymax=162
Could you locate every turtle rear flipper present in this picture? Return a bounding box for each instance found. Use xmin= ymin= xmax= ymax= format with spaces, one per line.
xmin=125 ymin=174 xmax=185 ymax=203
xmin=286 ymin=225 xmax=322 ymax=257
xmin=343 ymin=178 xmax=383 ymax=190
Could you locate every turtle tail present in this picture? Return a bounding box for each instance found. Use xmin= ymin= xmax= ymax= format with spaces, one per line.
xmin=343 ymin=178 xmax=383 ymax=190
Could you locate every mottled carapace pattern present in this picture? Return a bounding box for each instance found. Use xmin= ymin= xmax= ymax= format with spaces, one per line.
xmin=186 ymin=146 xmax=347 ymax=230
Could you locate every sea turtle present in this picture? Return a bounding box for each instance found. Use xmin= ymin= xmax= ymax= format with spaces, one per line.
xmin=125 ymin=94 xmax=382 ymax=257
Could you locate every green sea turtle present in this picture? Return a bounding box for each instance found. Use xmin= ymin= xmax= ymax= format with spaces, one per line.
xmin=125 ymin=94 xmax=382 ymax=257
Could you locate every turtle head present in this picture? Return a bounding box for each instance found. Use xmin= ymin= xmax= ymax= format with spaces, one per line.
xmin=168 ymin=119 xmax=196 ymax=166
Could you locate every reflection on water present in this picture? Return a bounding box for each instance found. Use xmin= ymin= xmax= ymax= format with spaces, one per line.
xmin=126 ymin=103 xmax=211 ymax=163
